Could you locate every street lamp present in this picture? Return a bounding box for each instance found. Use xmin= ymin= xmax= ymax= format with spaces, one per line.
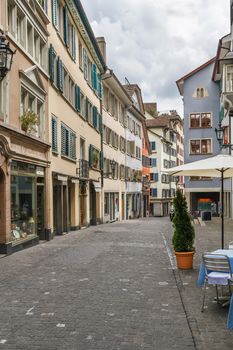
xmin=0 ymin=33 xmax=15 ymax=81
xmin=215 ymin=122 xmax=233 ymax=151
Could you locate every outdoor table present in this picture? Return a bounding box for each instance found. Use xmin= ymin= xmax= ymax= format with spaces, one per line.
xmin=197 ymin=249 xmax=233 ymax=329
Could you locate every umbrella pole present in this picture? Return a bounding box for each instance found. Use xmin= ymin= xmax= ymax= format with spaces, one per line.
xmin=221 ymin=169 xmax=224 ymax=249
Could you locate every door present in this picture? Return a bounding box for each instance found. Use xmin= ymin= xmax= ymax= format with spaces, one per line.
xmin=110 ymin=193 xmax=115 ymax=221
xmin=80 ymin=195 xmax=86 ymax=227
xmin=121 ymin=194 xmax=125 ymax=220
xmin=36 ymin=184 xmax=44 ymax=239
xmin=89 ymin=183 xmax=96 ymax=225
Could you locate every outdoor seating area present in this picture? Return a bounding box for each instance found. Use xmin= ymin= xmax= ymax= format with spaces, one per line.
xmin=197 ymin=249 xmax=233 ymax=329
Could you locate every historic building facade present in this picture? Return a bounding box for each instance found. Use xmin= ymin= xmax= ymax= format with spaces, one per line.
xmin=0 ymin=0 xmax=51 ymax=253
xmin=177 ymin=58 xmax=221 ymax=216
xmin=47 ymin=0 xmax=106 ymax=234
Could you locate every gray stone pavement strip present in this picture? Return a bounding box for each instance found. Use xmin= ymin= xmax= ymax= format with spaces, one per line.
xmin=0 ymin=218 xmax=232 ymax=349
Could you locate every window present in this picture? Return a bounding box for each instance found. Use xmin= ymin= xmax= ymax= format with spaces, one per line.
xmin=150 ymin=173 xmax=158 ymax=182
xmin=190 ymin=113 xmax=211 ymax=128
xmin=20 ymin=86 xmax=44 ymax=139
xmin=51 ymin=116 xmax=58 ymax=152
xmin=0 ymin=79 xmax=8 ymax=122
xmin=201 ymin=113 xmax=211 ymax=127
xmin=104 ymin=193 xmax=110 ymax=215
xmin=149 ymin=158 xmax=157 ymax=167
xmin=103 ymin=86 xmax=109 ymax=111
xmin=190 ymin=139 xmax=212 ymax=155
xmin=61 ymin=124 xmax=76 ymax=160
xmin=150 ymin=188 xmax=158 ymax=198
xmin=16 ymin=6 xmax=26 ymax=47
xmin=79 ymin=40 xmax=83 ymax=69
xmin=80 ymin=91 xmax=85 ymax=118
xmin=80 ymin=138 xmax=85 ymax=160
xmin=190 ymin=113 xmax=200 ymax=128
xmin=226 ymin=65 xmax=233 ymax=92
xmin=150 ymin=141 xmax=156 ymax=152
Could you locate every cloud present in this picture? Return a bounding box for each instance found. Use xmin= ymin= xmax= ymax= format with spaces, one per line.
xmin=82 ymin=0 xmax=229 ymax=116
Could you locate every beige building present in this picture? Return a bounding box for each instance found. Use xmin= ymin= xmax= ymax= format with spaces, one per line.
xmin=0 ymin=0 xmax=51 ymax=253
xmin=101 ymin=64 xmax=132 ymax=222
xmin=47 ymin=0 xmax=106 ymax=233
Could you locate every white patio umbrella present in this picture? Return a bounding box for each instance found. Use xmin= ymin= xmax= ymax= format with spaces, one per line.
xmin=166 ymin=154 xmax=233 ymax=249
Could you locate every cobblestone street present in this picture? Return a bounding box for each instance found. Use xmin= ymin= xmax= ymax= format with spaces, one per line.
xmin=0 ymin=217 xmax=233 ymax=349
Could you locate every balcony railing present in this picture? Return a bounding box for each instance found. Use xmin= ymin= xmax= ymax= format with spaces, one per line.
xmin=77 ymin=159 xmax=89 ymax=179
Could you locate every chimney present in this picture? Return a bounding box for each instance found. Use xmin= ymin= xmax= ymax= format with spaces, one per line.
xmin=96 ymin=37 xmax=106 ymax=64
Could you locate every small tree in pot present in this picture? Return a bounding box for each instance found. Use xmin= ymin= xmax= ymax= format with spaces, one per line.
xmin=172 ymin=188 xmax=195 ymax=269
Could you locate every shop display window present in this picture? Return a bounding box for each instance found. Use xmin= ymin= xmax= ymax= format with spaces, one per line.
xmin=11 ymin=175 xmax=36 ymax=241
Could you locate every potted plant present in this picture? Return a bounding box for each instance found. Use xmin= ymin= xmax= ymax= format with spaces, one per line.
xmin=172 ymin=189 xmax=195 ymax=269
xmin=20 ymin=110 xmax=40 ymax=133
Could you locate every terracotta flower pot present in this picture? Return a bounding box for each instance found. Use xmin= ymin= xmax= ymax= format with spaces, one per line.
xmin=175 ymin=251 xmax=195 ymax=269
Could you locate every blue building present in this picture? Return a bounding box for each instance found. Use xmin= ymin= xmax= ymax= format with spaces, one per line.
xmin=176 ymin=58 xmax=221 ymax=216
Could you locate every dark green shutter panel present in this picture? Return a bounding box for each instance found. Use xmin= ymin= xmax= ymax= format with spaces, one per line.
xmin=52 ymin=117 xmax=57 ymax=151
xmin=89 ymin=144 xmax=93 ymax=166
xmin=93 ymin=106 xmax=97 ymax=128
xmin=97 ymin=73 xmax=102 ymax=98
xmin=57 ymin=58 xmax=63 ymax=92
xmin=83 ymin=49 xmax=88 ymax=80
xmin=63 ymin=7 xmax=69 ymax=46
xmin=98 ymin=113 xmax=102 ymax=133
xmin=75 ymin=85 xmax=81 ymax=112
xmin=92 ymin=64 xmax=97 ymax=90
xmin=72 ymin=25 xmax=76 ymax=59
xmin=100 ymin=151 xmax=104 ymax=170
xmin=52 ymin=0 xmax=57 ymax=27
xmin=49 ymin=45 xmax=55 ymax=82
xmin=85 ymin=97 xmax=89 ymax=121
xmin=61 ymin=124 xmax=66 ymax=155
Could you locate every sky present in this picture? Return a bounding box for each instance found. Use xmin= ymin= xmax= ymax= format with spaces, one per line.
xmin=81 ymin=0 xmax=230 ymax=116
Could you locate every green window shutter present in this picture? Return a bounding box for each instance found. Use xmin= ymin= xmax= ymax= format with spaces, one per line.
xmin=49 ymin=45 xmax=55 ymax=82
xmin=98 ymin=113 xmax=102 ymax=133
xmin=75 ymin=85 xmax=81 ymax=112
xmin=97 ymin=73 xmax=102 ymax=98
xmin=70 ymin=132 xmax=76 ymax=160
xmin=85 ymin=97 xmax=89 ymax=121
xmin=63 ymin=6 xmax=69 ymax=46
xmin=93 ymin=106 xmax=97 ymax=129
xmin=52 ymin=0 xmax=58 ymax=27
xmin=92 ymin=64 xmax=97 ymax=90
xmin=61 ymin=124 xmax=66 ymax=155
xmin=83 ymin=48 xmax=88 ymax=80
xmin=52 ymin=117 xmax=57 ymax=152
xmin=100 ymin=151 xmax=104 ymax=170
xmin=57 ymin=58 xmax=63 ymax=92
xmin=72 ymin=25 xmax=76 ymax=59
xmin=89 ymin=144 xmax=93 ymax=166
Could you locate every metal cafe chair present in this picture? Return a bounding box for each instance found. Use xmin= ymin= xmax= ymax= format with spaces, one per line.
xmin=201 ymin=253 xmax=233 ymax=312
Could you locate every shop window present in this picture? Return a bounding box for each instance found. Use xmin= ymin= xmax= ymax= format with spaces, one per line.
xmin=104 ymin=193 xmax=110 ymax=215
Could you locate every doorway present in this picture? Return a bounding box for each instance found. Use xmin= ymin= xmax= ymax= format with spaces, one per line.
xmin=0 ymin=169 xmax=6 ymax=240
xmin=121 ymin=193 xmax=125 ymax=220
xmin=110 ymin=193 xmax=115 ymax=221
xmin=89 ymin=182 xmax=96 ymax=225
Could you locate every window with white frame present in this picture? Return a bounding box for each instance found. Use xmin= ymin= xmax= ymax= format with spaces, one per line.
xmin=79 ymin=40 xmax=83 ymax=69
xmin=190 ymin=113 xmax=211 ymax=128
xmin=20 ymin=85 xmax=45 ymax=139
xmin=8 ymin=1 xmax=48 ymax=70
xmin=226 ymin=65 xmax=233 ymax=92
xmin=190 ymin=139 xmax=212 ymax=155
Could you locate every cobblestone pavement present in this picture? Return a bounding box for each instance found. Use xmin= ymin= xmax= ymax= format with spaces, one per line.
xmin=0 ymin=218 xmax=232 ymax=349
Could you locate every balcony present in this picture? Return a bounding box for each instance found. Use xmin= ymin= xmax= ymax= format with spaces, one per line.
xmin=77 ymin=159 xmax=89 ymax=179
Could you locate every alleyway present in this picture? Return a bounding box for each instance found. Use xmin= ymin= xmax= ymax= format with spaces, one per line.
xmin=0 ymin=218 xmax=233 ymax=349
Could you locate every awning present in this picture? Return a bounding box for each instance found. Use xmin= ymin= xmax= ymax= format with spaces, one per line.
xmin=93 ymin=181 xmax=101 ymax=192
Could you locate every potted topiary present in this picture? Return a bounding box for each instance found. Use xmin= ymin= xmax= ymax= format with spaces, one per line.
xmin=172 ymin=188 xmax=195 ymax=269
xmin=20 ymin=110 xmax=40 ymax=133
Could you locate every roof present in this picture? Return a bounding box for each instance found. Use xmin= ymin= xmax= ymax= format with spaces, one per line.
xmin=176 ymin=57 xmax=216 ymax=96
xmin=74 ymin=0 xmax=106 ymax=70
xmin=145 ymin=113 xmax=183 ymax=129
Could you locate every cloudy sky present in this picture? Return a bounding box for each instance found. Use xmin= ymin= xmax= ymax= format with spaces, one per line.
xmin=82 ymin=0 xmax=229 ymax=116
